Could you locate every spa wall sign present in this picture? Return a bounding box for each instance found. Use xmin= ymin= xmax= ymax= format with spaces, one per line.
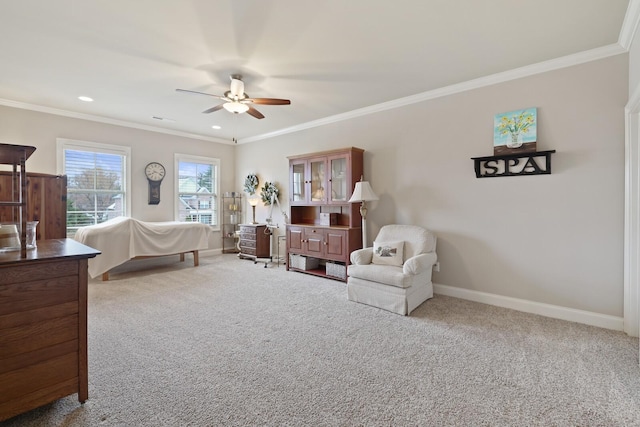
xmin=472 ymin=107 xmax=555 ymax=178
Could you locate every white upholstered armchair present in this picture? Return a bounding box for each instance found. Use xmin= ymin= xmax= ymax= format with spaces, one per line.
xmin=347 ymin=225 xmax=437 ymax=315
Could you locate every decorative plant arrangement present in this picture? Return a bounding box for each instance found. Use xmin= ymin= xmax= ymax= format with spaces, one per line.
xmin=244 ymin=174 xmax=259 ymax=195
xmin=260 ymin=181 xmax=279 ymax=205
xmin=493 ymin=107 xmax=537 ymax=155
xmin=498 ymin=111 xmax=534 ymax=145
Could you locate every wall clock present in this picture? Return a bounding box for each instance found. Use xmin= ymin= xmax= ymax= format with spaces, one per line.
xmin=145 ymin=161 xmax=165 ymax=205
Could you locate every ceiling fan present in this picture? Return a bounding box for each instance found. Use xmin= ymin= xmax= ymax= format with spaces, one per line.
xmin=176 ymin=74 xmax=290 ymax=119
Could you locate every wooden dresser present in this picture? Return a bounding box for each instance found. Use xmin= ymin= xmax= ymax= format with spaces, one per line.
xmin=238 ymin=224 xmax=270 ymax=261
xmin=0 ymin=239 xmax=100 ymax=422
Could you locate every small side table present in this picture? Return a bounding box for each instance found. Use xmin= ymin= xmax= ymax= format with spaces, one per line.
xmin=238 ymin=224 xmax=270 ymax=261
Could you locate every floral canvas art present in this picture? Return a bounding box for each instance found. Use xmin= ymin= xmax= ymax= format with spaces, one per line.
xmin=494 ymin=108 xmax=537 ymax=155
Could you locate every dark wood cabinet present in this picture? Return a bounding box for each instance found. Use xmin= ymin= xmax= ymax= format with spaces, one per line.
xmin=286 ymin=147 xmax=364 ymax=281
xmin=288 ymin=224 xmax=359 ymax=263
xmin=324 ymin=228 xmax=349 ymax=260
xmin=238 ymin=224 xmax=271 ymax=261
xmin=0 ymin=172 xmax=67 ymax=240
xmin=289 ymin=148 xmax=362 ymax=208
xmin=0 ymin=239 xmax=100 ymax=422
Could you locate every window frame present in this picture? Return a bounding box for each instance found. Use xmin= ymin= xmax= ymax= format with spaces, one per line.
xmin=56 ymin=138 xmax=131 ymax=235
xmin=174 ymin=153 xmax=220 ymax=230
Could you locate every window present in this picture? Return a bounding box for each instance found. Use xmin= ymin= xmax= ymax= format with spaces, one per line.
xmin=175 ymin=154 xmax=219 ymax=228
xmin=57 ymin=139 xmax=130 ymax=237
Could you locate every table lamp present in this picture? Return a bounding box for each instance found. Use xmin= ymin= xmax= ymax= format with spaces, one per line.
xmin=248 ymin=196 xmax=260 ymax=224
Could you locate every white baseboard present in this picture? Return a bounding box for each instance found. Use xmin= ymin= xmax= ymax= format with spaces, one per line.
xmin=433 ymin=283 xmax=624 ymax=332
xmin=200 ymin=248 xmax=223 ymax=257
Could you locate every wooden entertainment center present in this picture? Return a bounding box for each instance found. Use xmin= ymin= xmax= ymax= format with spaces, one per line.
xmin=286 ymin=147 xmax=364 ymax=281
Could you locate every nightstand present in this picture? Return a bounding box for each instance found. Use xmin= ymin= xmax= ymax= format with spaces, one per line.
xmin=238 ymin=224 xmax=270 ymax=261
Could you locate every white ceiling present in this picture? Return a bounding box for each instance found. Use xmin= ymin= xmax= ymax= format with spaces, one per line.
xmin=0 ymin=0 xmax=632 ymax=144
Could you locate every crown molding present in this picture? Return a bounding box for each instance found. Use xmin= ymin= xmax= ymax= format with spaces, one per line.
xmin=0 ymin=41 xmax=628 ymax=147
xmin=243 ymin=43 xmax=626 ymax=144
xmin=0 ymin=98 xmax=232 ymax=145
xmin=619 ymin=0 xmax=640 ymax=50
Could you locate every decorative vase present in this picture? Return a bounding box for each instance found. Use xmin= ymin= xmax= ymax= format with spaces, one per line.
xmin=507 ymin=132 xmax=523 ymax=149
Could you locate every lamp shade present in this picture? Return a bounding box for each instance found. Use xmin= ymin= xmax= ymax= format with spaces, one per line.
xmin=348 ymin=181 xmax=379 ymax=203
xmin=248 ymin=196 xmax=260 ymax=206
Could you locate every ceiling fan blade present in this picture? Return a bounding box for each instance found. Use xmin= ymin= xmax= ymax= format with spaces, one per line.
xmin=246 ymin=98 xmax=291 ymax=105
xmin=202 ymin=104 xmax=225 ymax=114
xmin=246 ymin=106 xmax=265 ymax=119
xmin=176 ymin=88 xmax=226 ymax=100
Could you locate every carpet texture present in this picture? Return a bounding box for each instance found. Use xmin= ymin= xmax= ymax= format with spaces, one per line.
xmin=3 ymin=254 xmax=640 ymax=426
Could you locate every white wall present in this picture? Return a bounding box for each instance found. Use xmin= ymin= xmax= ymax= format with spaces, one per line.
xmin=0 ymin=106 xmax=235 ymax=249
xmin=630 ymin=20 xmax=640 ymax=96
xmin=236 ymin=55 xmax=628 ymax=318
xmin=0 ymin=54 xmax=628 ymax=319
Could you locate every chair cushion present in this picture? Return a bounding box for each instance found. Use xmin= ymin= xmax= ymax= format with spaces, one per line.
xmin=372 ymin=240 xmax=404 ymax=266
xmin=347 ymin=264 xmax=413 ymax=288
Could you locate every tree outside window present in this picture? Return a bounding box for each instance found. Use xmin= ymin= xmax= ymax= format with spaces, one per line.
xmin=176 ymin=155 xmax=219 ymax=226
xmin=62 ymin=146 xmax=128 ymax=237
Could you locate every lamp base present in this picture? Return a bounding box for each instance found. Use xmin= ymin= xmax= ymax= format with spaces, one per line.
xmin=251 ymin=205 xmax=258 ymax=224
xmin=360 ymin=202 xmax=368 ymax=248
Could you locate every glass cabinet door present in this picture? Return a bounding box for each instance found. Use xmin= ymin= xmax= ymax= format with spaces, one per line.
xmin=309 ymin=158 xmax=326 ymax=203
xmin=290 ymin=161 xmax=306 ymax=203
xmin=329 ymin=155 xmax=348 ymax=203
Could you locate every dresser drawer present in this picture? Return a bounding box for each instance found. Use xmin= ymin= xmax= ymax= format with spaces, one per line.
xmin=240 ymin=239 xmax=256 ymax=249
xmin=241 ymin=247 xmax=257 ymax=256
xmin=239 ymin=226 xmax=257 ymax=234
xmin=0 ymin=351 xmax=78 ymax=406
xmin=240 ymin=233 xmax=256 ymax=241
xmin=0 ymin=260 xmax=78 ymax=285
xmin=0 ymin=275 xmax=78 ymax=316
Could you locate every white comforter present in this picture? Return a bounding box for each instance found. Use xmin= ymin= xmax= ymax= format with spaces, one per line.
xmin=74 ymin=216 xmax=212 ymax=278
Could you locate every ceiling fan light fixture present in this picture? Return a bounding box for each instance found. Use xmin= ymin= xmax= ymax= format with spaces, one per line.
xmin=177 ymin=75 xmax=289 ymax=120
xmin=223 ymin=101 xmax=249 ymax=114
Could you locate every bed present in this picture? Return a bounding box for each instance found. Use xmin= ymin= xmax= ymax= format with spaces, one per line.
xmin=73 ymin=216 xmax=212 ymax=280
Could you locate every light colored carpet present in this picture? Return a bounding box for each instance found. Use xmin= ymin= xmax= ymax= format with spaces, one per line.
xmin=3 ymin=254 xmax=640 ymax=426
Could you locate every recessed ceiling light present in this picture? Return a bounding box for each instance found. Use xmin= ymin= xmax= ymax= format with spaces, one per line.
xmin=211 ymin=125 xmax=221 ymax=130
xmin=78 ymin=96 xmax=93 ymax=102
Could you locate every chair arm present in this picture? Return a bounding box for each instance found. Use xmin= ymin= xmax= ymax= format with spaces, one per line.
xmin=351 ymin=247 xmax=373 ymax=265
xmin=403 ymin=252 xmax=438 ymax=275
